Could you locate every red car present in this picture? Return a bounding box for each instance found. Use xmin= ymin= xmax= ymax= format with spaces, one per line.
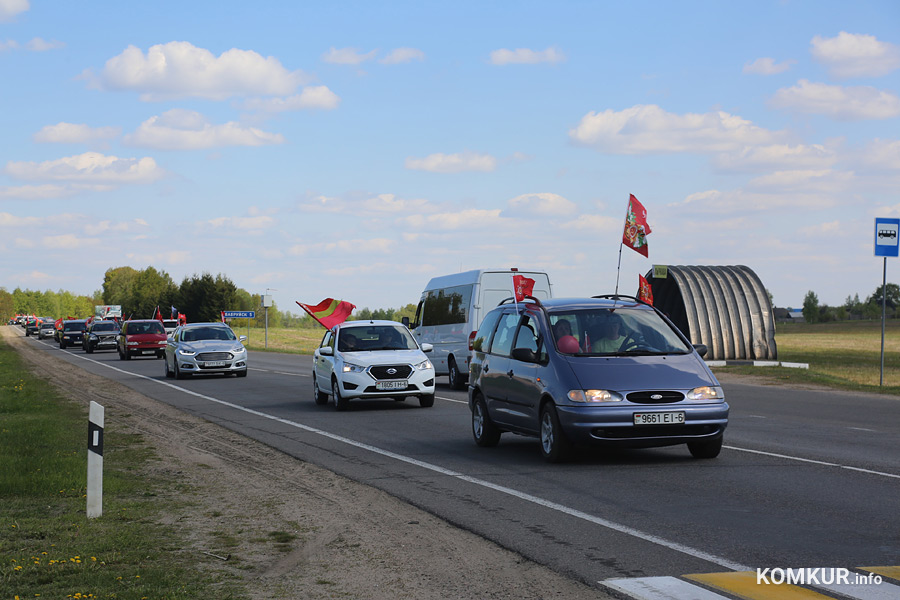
xmin=116 ymin=319 xmax=167 ymax=360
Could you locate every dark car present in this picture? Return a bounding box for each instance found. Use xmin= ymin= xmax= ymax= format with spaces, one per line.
xmin=59 ymin=319 xmax=87 ymax=349
xmin=24 ymin=317 xmax=43 ymax=337
xmin=467 ymin=295 xmax=728 ymax=462
xmin=84 ymin=319 xmax=121 ymax=353
xmin=117 ymin=319 xmax=167 ymax=360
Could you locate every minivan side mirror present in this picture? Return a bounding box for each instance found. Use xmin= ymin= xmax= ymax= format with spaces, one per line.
xmin=511 ymin=347 xmax=538 ymax=363
xmin=692 ymin=344 xmax=708 ymax=358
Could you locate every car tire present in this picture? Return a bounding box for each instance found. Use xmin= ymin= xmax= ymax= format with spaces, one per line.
xmin=472 ymin=393 xmax=501 ymax=447
xmin=123 ymin=350 xmax=131 ymax=360
xmin=418 ymin=394 xmax=435 ymax=408
xmin=84 ymin=343 xmax=93 ymax=354
xmin=540 ymin=403 xmax=572 ymax=463
xmin=236 ymin=369 xmax=248 ymax=378
xmin=174 ymin=361 xmax=188 ymax=380
xmin=59 ymin=340 xmax=66 ymax=349
xmin=448 ymin=357 xmax=466 ymax=390
xmin=688 ymin=436 xmax=723 ymax=459
xmin=331 ymin=378 xmax=348 ymax=412
xmin=164 ymin=356 xmax=174 ymax=379
xmin=117 ymin=347 xmax=125 ymax=360
xmin=313 ymin=376 xmax=329 ymax=405
xmin=156 ymin=351 xmax=164 ymax=359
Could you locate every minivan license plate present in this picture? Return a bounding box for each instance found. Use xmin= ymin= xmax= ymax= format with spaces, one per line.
xmin=634 ymin=412 xmax=685 ymax=425
xmin=376 ymin=380 xmax=407 ymax=391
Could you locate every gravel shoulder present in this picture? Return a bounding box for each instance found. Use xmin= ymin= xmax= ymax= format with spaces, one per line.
xmin=3 ymin=326 xmax=607 ymax=600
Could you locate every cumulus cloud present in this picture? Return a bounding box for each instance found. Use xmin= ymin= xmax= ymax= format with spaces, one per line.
xmin=489 ymin=46 xmax=565 ymax=65
xmin=125 ymin=250 xmax=191 ymax=264
xmin=124 ymin=109 xmax=284 ymax=150
xmin=5 ymin=152 xmax=164 ymax=184
xmin=503 ymin=193 xmax=577 ymax=217
xmin=296 ymin=192 xmax=430 ymax=215
xmin=42 ymin=234 xmax=101 ymax=249
xmin=289 ymin=238 xmax=396 ymax=256
xmin=713 ymin=143 xmax=838 ymax=172
xmin=569 ymin=104 xmax=779 ymax=154
xmin=0 ymin=184 xmax=72 ymax=199
xmin=239 ymin=85 xmax=340 ymax=112
xmin=743 ymin=57 xmax=794 ymax=75
xmin=83 ymin=218 xmax=148 ymax=235
xmin=0 ymin=0 xmax=28 ymax=22
xmin=560 ymin=214 xmax=620 ymax=232
xmin=769 ymin=79 xmax=900 ymax=120
xmin=321 ymin=47 xmax=377 ymax=65
xmin=206 ymin=215 xmax=276 ymax=230
xmin=858 ymin=138 xmax=900 ymax=170
xmin=26 ymin=37 xmax=64 ymax=51
xmin=0 ymin=40 xmax=18 ymax=51
xmin=400 ymin=209 xmax=502 ymax=230
xmin=380 ymin=47 xmax=425 ymax=64
xmin=405 ymin=151 xmax=497 ymax=173
xmin=34 ymin=122 xmax=121 ymax=144
xmin=811 ymin=32 xmax=900 ymax=78
xmin=747 ymin=169 xmax=855 ymax=192
xmin=84 ymin=42 xmax=307 ymax=101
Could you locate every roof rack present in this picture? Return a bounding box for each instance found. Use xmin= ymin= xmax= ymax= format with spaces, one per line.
xmin=497 ymin=295 xmax=543 ymax=307
xmin=591 ymin=294 xmax=651 ymax=306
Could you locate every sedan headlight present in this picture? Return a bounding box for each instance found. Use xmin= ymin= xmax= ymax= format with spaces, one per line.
xmin=567 ymin=389 xmax=623 ymax=403
xmin=232 ymin=346 xmax=245 ymax=354
xmin=414 ymin=359 xmax=433 ymax=371
xmin=687 ymin=386 xmax=725 ymax=402
xmin=342 ymin=362 xmax=366 ymax=373
xmin=177 ymin=348 xmax=196 ymax=356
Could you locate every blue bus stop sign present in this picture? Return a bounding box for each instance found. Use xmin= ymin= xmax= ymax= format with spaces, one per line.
xmin=875 ymin=218 xmax=899 ymax=257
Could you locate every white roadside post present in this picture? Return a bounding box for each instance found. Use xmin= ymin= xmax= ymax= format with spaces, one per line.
xmin=87 ymin=401 xmax=104 ymax=518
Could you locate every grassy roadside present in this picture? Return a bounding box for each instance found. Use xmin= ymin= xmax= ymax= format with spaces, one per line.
xmin=0 ymin=337 xmax=248 ymax=599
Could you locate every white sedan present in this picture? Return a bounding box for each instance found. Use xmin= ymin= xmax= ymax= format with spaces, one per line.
xmin=313 ymin=320 xmax=435 ymax=410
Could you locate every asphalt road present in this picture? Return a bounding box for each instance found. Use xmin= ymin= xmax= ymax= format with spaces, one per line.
xmin=17 ymin=329 xmax=900 ymax=596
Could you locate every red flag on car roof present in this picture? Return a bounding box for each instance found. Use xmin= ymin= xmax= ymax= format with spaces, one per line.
xmin=638 ymin=274 xmax=654 ymax=306
xmin=513 ymin=274 xmax=536 ymax=302
xmin=296 ymin=298 xmax=356 ymax=330
xmin=623 ymin=194 xmax=651 ymax=257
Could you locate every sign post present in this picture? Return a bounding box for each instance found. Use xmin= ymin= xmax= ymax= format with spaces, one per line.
xmin=87 ymin=401 xmax=104 ymax=518
xmin=874 ymin=217 xmax=899 ymax=386
xmin=222 ymin=311 xmax=255 ymax=341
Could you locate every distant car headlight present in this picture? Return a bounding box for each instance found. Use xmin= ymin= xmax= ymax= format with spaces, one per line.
xmin=177 ymin=348 xmax=196 ymax=356
xmin=342 ymin=362 xmax=365 ymax=373
xmin=567 ymin=389 xmax=623 ymax=403
xmin=414 ymin=359 xmax=433 ymax=371
xmin=687 ymin=386 xmax=725 ymax=402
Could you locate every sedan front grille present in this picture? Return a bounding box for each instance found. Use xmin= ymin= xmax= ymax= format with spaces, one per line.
xmin=197 ymin=352 xmax=233 ymax=361
xmin=626 ymin=390 xmax=685 ymax=404
xmin=369 ymin=365 xmax=413 ymax=380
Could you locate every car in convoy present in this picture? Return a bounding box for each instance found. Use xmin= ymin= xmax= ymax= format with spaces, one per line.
xmin=117 ymin=319 xmax=167 ymax=360
xmin=312 ymin=320 xmax=436 ymax=411
xmin=58 ymin=319 xmax=87 ymax=349
xmin=37 ymin=319 xmax=57 ymax=340
xmin=164 ymin=322 xmax=248 ymax=379
xmin=162 ymin=319 xmax=178 ymax=336
xmin=24 ymin=317 xmax=46 ymax=337
xmin=468 ymin=295 xmax=728 ymax=462
xmin=83 ymin=319 xmax=121 ymax=353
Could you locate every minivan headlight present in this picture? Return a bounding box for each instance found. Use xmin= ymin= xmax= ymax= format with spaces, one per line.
xmin=687 ymin=386 xmax=724 ymax=402
xmin=567 ymin=389 xmax=623 ymax=403
xmin=342 ymin=362 xmax=366 ymax=374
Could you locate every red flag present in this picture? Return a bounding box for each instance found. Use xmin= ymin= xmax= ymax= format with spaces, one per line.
xmin=623 ymin=194 xmax=651 ymax=257
xmin=178 ymin=312 xmax=186 ymax=325
xmin=638 ymin=274 xmax=654 ymax=306
xmin=297 ymin=298 xmax=356 ymax=330
xmin=513 ymin=275 xmax=536 ymax=302
xmin=156 ymin=306 xmax=164 ymax=324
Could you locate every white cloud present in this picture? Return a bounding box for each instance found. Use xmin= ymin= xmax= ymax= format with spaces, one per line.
xmin=0 ymin=212 xmax=41 ymax=227
xmin=206 ymin=215 xmax=275 ymax=230
xmin=489 ymin=46 xmax=565 ymax=65
xmin=125 ymin=251 xmax=191 ymax=264
xmin=289 ymin=238 xmax=396 ymax=256
xmin=0 ymin=0 xmax=28 ymax=22
xmin=5 ymin=152 xmax=164 ymax=184
xmin=26 ymin=37 xmax=64 ymax=51
xmin=363 ymin=193 xmax=429 ymax=213
xmin=769 ymin=79 xmax=900 ymax=120
xmin=797 ymin=221 xmax=845 ymax=238
xmin=124 ymin=109 xmax=285 ymax=150
xmin=42 ymin=234 xmax=100 ymax=249
xmin=380 ymin=47 xmax=425 ymax=64
xmin=0 ymin=184 xmax=72 ymax=199
xmin=743 ymin=57 xmax=794 ymax=75
xmin=858 ymin=138 xmax=900 ymax=170
xmin=34 ymin=122 xmax=121 ymax=144
xmin=560 ymin=214 xmax=620 ymax=232
xmin=569 ymin=104 xmax=779 ymax=154
xmin=503 ymin=193 xmax=577 ymax=217
xmin=400 ymin=209 xmax=502 ymax=230
xmin=747 ymin=169 xmax=855 ymax=192
xmin=405 ymin=151 xmax=497 ymax=173
xmin=239 ymin=85 xmax=340 ymax=112
xmin=85 ymin=42 xmax=307 ymax=101
xmin=811 ymin=32 xmax=900 ymax=78
xmin=83 ymin=218 xmax=148 ymax=235
xmin=670 ymin=186 xmax=841 ymax=213
xmin=297 ymin=192 xmax=431 ymax=215
xmin=322 ymin=47 xmax=377 ymax=65
xmin=0 ymin=39 xmax=19 ymax=51
xmin=713 ymin=143 xmax=838 ymax=172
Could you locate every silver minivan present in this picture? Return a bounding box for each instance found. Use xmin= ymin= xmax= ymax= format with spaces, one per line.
xmin=468 ymin=296 xmax=728 ymax=462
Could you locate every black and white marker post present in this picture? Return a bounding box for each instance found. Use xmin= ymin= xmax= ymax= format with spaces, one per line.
xmin=87 ymin=401 xmax=104 ymax=518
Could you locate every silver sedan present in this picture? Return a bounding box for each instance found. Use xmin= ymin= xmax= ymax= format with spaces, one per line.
xmin=164 ymin=322 xmax=248 ymax=379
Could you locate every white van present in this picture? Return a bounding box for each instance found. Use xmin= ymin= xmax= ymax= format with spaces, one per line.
xmin=409 ymin=269 xmax=552 ymax=389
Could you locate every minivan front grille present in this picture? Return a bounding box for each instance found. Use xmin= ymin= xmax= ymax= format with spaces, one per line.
xmin=626 ymin=390 xmax=684 ymax=404
xmin=369 ymin=365 xmax=413 ymax=380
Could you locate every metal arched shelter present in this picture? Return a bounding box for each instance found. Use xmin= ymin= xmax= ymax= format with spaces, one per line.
xmin=645 ymin=265 xmax=777 ymax=361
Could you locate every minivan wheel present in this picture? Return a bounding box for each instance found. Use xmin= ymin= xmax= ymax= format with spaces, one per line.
xmin=313 ymin=376 xmax=329 ymax=405
xmin=688 ymin=436 xmax=723 ymax=459
xmin=540 ymin=404 xmax=572 ymax=463
xmin=448 ymin=358 xmax=466 ymax=390
xmin=472 ymin=394 xmax=500 ymax=447
xmin=332 ymin=378 xmax=349 ymax=411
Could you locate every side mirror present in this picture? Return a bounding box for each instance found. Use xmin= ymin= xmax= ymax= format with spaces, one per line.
xmin=239 ymin=335 xmax=248 ymax=343
xmin=511 ymin=347 xmax=538 ymax=363
xmin=319 ymin=346 xmax=333 ymax=356
xmin=693 ymin=344 xmax=708 ymax=358
xmin=421 ymin=343 xmax=433 ymax=353
xmin=401 ymin=316 xmax=410 ymax=328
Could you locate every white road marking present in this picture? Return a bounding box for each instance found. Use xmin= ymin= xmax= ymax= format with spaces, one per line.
xmin=724 ymin=445 xmax=900 ymax=480
xmin=602 ymin=576 xmax=731 ymax=599
xmin=848 ymin=427 xmax=877 ymax=432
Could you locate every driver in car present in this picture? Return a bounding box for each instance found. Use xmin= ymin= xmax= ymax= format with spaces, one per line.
xmin=591 ymin=313 xmax=627 ymax=353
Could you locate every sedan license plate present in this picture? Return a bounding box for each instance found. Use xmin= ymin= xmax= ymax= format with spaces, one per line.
xmin=634 ymin=411 xmax=685 ymax=425
xmin=202 ymin=361 xmax=227 ymax=367
xmin=376 ymin=380 xmax=408 ymax=391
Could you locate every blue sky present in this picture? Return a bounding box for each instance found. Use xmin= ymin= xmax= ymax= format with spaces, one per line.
xmin=2 ymin=0 xmax=899 ymax=314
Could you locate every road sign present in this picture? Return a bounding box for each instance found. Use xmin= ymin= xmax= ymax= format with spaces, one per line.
xmin=222 ymin=310 xmax=255 ymax=318
xmin=875 ymin=217 xmax=899 ymax=257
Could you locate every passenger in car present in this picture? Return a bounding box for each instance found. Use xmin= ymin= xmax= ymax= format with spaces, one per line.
xmin=340 ymin=333 xmax=359 ymax=352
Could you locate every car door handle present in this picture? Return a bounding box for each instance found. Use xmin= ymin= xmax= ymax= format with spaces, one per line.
xmin=507 ymin=370 xmax=514 ymax=377
xmin=483 ymin=364 xmax=489 ymax=373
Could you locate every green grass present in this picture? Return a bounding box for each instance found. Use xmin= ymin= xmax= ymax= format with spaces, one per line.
xmin=234 ymin=325 xmax=323 ymax=355
xmin=0 ymin=337 xmax=248 ymax=599
xmin=713 ymin=319 xmax=900 ymax=395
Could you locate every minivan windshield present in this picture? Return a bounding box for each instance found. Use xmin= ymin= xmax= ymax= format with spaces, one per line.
xmin=548 ymin=307 xmax=691 ymax=356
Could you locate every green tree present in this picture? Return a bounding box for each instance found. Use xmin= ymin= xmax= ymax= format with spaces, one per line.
xmin=802 ymin=291 xmax=819 ymax=323
xmin=102 ymin=266 xmax=139 ymax=307
xmin=867 ymin=283 xmax=900 ymax=311
xmin=177 ymin=273 xmax=240 ymax=322
xmin=0 ymin=288 xmax=13 ymax=320
xmin=130 ymin=267 xmax=178 ymax=319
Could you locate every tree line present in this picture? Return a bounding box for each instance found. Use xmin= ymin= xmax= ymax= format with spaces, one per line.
xmin=3 ymin=265 xmax=418 ymax=329
xmin=801 ymin=284 xmax=900 ymax=323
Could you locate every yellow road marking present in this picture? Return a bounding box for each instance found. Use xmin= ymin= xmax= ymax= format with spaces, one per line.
xmin=686 ymin=571 xmax=835 ymax=599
